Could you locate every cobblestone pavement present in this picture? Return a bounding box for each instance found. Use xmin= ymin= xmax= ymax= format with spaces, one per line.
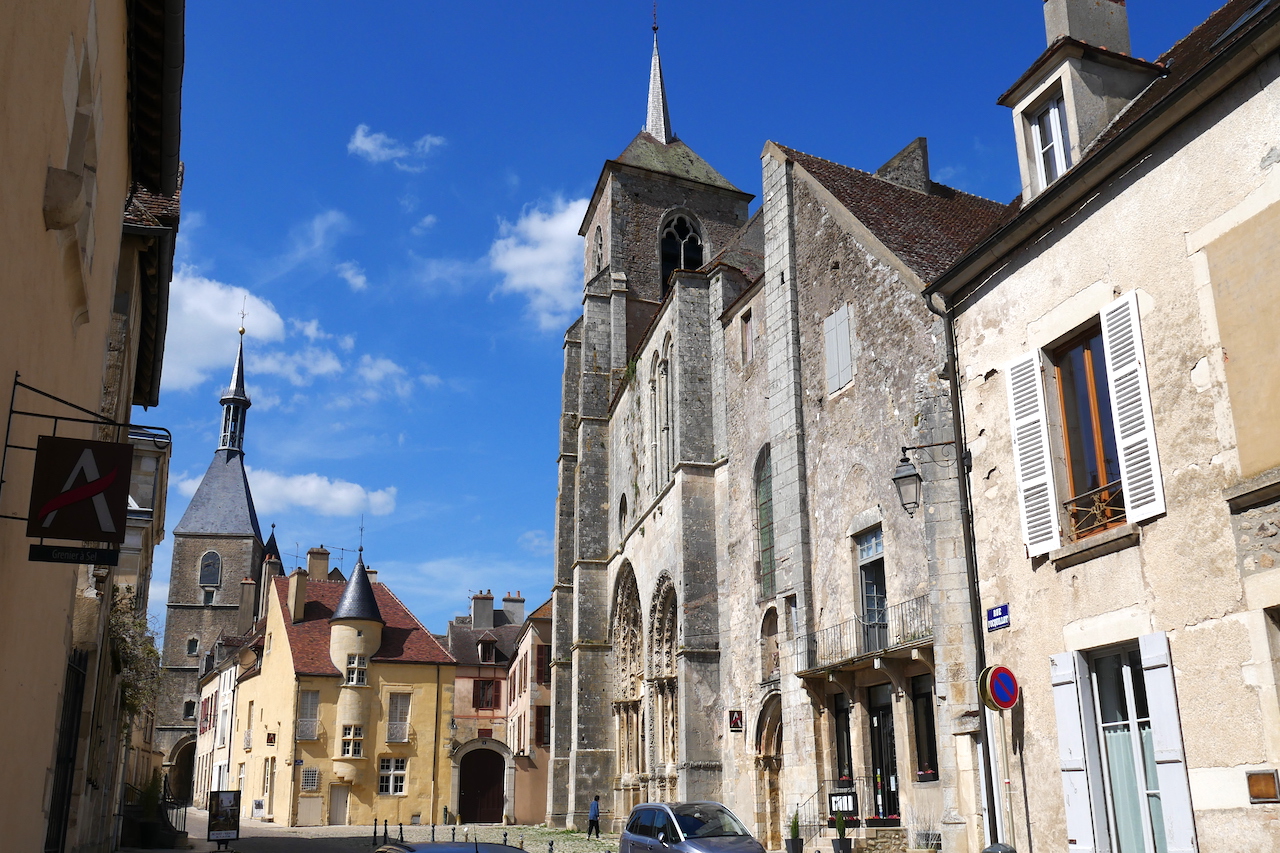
xmin=124 ymin=809 xmax=620 ymax=853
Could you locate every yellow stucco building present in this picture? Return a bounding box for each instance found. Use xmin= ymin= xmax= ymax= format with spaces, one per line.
xmin=230 ymin=552 xmax=456 ymax=828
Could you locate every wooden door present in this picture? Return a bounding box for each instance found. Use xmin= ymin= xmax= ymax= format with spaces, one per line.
xmin=459 ymin=749 xmax=504 ymax=823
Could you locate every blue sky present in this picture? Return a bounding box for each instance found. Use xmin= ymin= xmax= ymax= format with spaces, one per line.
xmin=141 ymin=1 xmax=1225 ymax=634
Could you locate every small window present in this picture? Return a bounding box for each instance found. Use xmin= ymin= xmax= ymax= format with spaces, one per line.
xmin=378 ymin=757 xmax=407 ymax=795
xmin=203 ymin=589 xmax=215 ymax=606
xmin=824 ymin=304 xmax=855 ymax=393
xmin=593 ymin=225 xmax=604 ymax=273
xmin=183 ymin=700 xmax=196 ymax=720
xmin=301 ymin=767 xmax=320 ymax=791
xmin=187 ymin=638 xmax=198 ymax=656
xmin=619 ymin=493 xmax=628 ymax=533
xmin=912 ymin=674 xmax=938 ymax=782
xmin=199 ymin=551 xmax=222 ymax=587
xmin=1031 ymin=95 xmax=1071 ymax=190
xmin=659 ymin=214 xmax=704 ymax=297
xmin=341 ymin=724 xmax=364 ymax=757
xmin=479 ymin=641 xmax=496 ymax=664
xmin=472 ymin=679 xmax=500 ymax=709
xmin=741 ymin=310 xmax=754 ymax=364
xmin=346 ymin=655 xmax=367 ymax=685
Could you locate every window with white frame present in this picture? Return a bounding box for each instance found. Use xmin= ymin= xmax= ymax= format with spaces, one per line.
xmin=378 ymin=757 xmax=407 ymax=795
xmin=297 ymin=690 xmax=319 ymax=740
xmin=824 ymin=304 xmax=855 ymax=394
xmin=1049 ymin=633 xmax=1194 ymax=853
xmin=341 ymin=725 xmax=363 ymax=757
xmin=1031 ymin=94 xmax=1072 ymax=191
xmin=387 ymin=693 xmax=411 ymax=743
xmin=346 ymin=654 xmax=367 ymax=685
xmin=1006 ymin=292 xmax=1164 ymax=556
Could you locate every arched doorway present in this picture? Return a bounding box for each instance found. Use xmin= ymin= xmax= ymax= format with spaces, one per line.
xmin=755 ymin=696 xmax=783 ymax=850
xmin=167 ymin=738 xmax=196 ymax=805
xmin=458 ymin=749 xmax=504 ymax=823
xmin=611 ymin=566 xmax=645 ymax=815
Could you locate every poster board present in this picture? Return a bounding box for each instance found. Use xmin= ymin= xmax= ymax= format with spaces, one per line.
xmin=208 ymin=790 xmax=241 ymax=841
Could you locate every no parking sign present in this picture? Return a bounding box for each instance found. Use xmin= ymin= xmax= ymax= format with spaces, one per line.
xmin=979 ymin=665 xmax=1020 ymax=711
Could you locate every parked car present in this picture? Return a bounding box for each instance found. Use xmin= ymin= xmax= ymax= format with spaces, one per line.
xmin=621 ymin=802 xmax=765 ymax=853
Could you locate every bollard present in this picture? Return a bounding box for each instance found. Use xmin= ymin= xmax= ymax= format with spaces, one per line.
xmin=383 ymin=819 xmax=389 ymax=844
xmin=452 ymin=827 xmax=457 ymax=842
xmin=432 ymin=824 xmax=437 ymax=842
xmin=520 ymin=835 xmax=525 ymax=850
xmin=373 ymin=820 xmax=378 ymax=847
xmin=549 ymin=841 xmax=555 ymax=853
xmin=399 ymin=823 xmax=405 ymax=842
xmin=504 ymin=832 xmax=509 ymax=846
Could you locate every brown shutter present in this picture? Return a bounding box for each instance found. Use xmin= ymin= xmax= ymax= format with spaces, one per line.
xmin=471 ymin=679 xmax=481 ymax=709
xmin=537 ymin=645 xmax=550 ymax=684
xmin=493 ymin=680 xmax=501 ymax=709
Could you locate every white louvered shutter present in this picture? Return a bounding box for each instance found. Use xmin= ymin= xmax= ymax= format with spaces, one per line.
xmin=1007 ymin=351 xmax=1061 ymax=555
xmin=1050 ymin=652 xmax=1110 ymax=853
xmin=825 ymin=306 xmax=853 ymax=393
xmin=1138 ymin=633 xmax=1196 ymax=853
xmin=1101 ymin=292 xmax=1166 ymax=524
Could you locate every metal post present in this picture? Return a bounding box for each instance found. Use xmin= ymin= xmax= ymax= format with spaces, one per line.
xmin=453 ymin=827 xmax=457 ymax=842
xmin=384 ymin=819 xmax=389 ymax=844
xmin=400 ymin=823 xmax=405 ymax=842
xmin=433 ymin=824 xmax=437 ymax=842
xmin=550 ymin=841 xmax=555 ymax=853
xmin=504 ymin=832 xmax=509 ymax=845
xmin=373 ymin=820 xmax=378 ymax=847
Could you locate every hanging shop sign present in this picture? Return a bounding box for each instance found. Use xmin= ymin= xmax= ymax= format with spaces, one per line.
xmin=979 ymin=665 xmax=1020 ymax=711
xmin=26 ymin=436 xmax=133 ymax=544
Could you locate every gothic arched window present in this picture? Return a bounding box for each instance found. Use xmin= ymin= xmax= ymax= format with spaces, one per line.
xmin=756 ymin=448 xmax=776 ymax=598
xmin=659 ymin=214 xmax=704 ymax=298
xmin=593 ymin=225 xmax=604 ymax=274
xmin=199 ymin=551 xmax=222 ymax=587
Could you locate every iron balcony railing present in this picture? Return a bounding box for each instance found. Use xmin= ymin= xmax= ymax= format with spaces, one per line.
xmin=387 ymin=721 xmax=409 ymax=743
xmin=794 ymin=594 xmax=932 ymax=672
xmin=296 ymin=719 xmax=319 ymax=740
xmin=1064 ymin=478 xmax=1126 ymax=540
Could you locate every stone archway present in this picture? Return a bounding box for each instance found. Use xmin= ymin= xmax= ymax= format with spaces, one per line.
xmin=166 ymin=736 xmax=196 ymax=806
xmin=452 ymin=739 xmax=515 ymax=824
xmin=611 ymin=565 xmax=645 ymax=816
xmin=755 ymin=695 xmax=783 ymax=851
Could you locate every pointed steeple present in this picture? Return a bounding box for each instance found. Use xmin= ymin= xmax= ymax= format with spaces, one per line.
xmin=219 ymin=328 xmax=251 ymax=452
xmin=645 ymin=24 xmax=673 ymax=144
xmin=330 ymin=548 xmax=384 ymax=624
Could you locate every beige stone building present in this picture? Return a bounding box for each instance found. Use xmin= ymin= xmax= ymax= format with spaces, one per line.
xmin=506 ymin=598 xmax=553 ymax=825
xmin=229 ymin=552 xmax=456 ymax=827
xmin=927 ymin=1 xmax=1280 ymax=850
xmin=0 ymin=1 xmax=183 ymax=850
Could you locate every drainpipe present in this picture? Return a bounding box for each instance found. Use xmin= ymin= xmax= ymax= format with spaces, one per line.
xmin=432 ymin=664 xmax=442 ymax=824
xmin=924 ymin=293 xmax=1007 ymax=851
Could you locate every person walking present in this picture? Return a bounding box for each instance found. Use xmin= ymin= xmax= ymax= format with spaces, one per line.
xmin=587 ymin=795 xmax=601 ymax=838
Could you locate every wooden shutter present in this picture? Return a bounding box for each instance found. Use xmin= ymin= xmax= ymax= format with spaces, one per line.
xmin=824 ymin=309 xmax=841 ymax=393
xmin=824 ymin=305 xmax=853 ymax=393
xmin=536 ymin=644 xmax=550 ymax=684
xmin=1138 ymin=633 xmax=1195 ymax=853
xmin=1049 ymin=652 xmax=1110 ymax=853
xmin=493 ymin=680 xmax=502 ymax=709
xmin=1007 ymin=351 xmax=1062 ymax=555
xmin=472 ymin=680 xmax=482 ymax=709
xmin=1101 ymin=292 xmax=1165 ymax=524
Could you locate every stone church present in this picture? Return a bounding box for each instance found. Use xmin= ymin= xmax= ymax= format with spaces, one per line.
xmin=155 ymin=332 xmax=276 ymax=800
xmin=549 ymin=27 xmax=1007 ymax=852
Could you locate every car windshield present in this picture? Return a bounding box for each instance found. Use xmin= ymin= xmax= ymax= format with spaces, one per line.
xmin=670 ymin=803 xmax=751 ymax=838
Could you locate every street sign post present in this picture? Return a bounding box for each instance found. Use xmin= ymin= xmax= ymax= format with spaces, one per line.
xmin=979 ymin=665 xmax=1020 ymax=711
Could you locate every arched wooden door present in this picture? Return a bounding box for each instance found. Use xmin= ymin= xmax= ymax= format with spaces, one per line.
xmin=458 ymin=749 xmax=504 ymax=823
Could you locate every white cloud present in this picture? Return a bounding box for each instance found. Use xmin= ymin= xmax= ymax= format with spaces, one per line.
xmin=420 ymin=373 xmax=442 ymax=389
xmin=489 ymin=197 xmax=589 ymax=332
xmin=407 ymin=254 xmax=483 ymax=295
xmin=348 ymin=124 xmax=446 ymax=172
xmin=245 ymin=466 xmax=397 ymax=516
xmin=291 ymin=319 xmax=355 ymax=351
xmin=161 ymin=267 xmax=286 ymax=391
xmin=355 ymin=354 xmax=415 ymax=399
xmin=336 ymin=260 xmax=369 ymax=292
xmin=251 ymin=347 xmax=344 ymax=386
xmin=518 ymin=530 xmax=554 ymax=556
xmin=411 ymin=214 xmax=438 ymax=235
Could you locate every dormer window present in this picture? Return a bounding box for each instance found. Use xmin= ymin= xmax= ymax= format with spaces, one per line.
xmin=1032 ymin=95 xmax=1071 ymax=191
xmin=479 ymin=640 xmax=496 ymax=664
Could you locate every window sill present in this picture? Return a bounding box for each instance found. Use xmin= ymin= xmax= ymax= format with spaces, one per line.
xmin=1225 ymin=465 xmax=1280 ymax=513
xmin=1050 ymin=523 xmax=1139 ymax=569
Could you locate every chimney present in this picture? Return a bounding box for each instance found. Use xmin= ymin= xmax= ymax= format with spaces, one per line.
xmin=237 ymin=577 xmax=257 ymax=636
xmin=472 ymin=590 xmax=495 ymax=629
xmin=306 ymin=547 xmax=330 ymax=581
xmin=876 ymin=138 xmax=930 ymax=194
xmin=1044 ymin=0 xmax=1131 ymax=54
xmin=364 ymin=564 xmax=377 ymax=585
xmin=502 ymin=591 xmax=525 ymax=625
xmin=288 ymin=567 xmax=308 ymax=623
xmin=264 ymin=553 xmax=283 ymax=579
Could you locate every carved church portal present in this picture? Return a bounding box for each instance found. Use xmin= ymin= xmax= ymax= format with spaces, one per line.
xmin=459 ymin=748 xmax=504 ymax=823
xmin=755 ymin=696 xmax=783 ymax=850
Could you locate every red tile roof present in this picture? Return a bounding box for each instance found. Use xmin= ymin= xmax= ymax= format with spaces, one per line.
xmin=272 ymin=577 xmax=454 ymax=677
xmin=772 ymin=144 xmax=1012 ymax=283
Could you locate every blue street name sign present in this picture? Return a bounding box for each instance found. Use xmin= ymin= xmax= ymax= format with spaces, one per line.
xmin=986 ymin=604 xmax=1010 ymax=632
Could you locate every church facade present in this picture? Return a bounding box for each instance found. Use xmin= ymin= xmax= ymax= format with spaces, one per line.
xmin=549 ymin=31 xmax=1007 ymax=852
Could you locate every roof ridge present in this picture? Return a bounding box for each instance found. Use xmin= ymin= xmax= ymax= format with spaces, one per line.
xmin=378 ymin=583 xmax=456 ymax=663
xmin=777 ymin=141 xmax=1004 ymax=207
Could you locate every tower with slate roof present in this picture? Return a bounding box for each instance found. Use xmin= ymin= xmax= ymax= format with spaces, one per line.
xmin=155 ymin=330 xmax=269 ymax=796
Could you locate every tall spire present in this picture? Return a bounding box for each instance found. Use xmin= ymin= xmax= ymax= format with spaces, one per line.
xmin=645 ymin=16 xmax=673 ymax=144
xmin=219 ymin=328 xmax=252 ymax=452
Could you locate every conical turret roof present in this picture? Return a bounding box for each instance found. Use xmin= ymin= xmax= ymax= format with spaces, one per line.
xmin=329 ymin=549 xmax=384 ymax=624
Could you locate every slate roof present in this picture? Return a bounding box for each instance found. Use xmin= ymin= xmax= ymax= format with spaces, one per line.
xmin=615 ymin=132 xmax=743 ymax=194
xmin=272 ymin=577 xmax=454 ymax=676
xmin=708 ymin=208 xmax=766 ymax=284
xmin=330 ymin=557 xmax=384 ymax=624
xmin=174 ymin=449 xmax=263 ymax=539
xmin=443 ymin=613 xmax=522 ymax=667
xmin=772 ymin=144 xmax=1012 ymax=283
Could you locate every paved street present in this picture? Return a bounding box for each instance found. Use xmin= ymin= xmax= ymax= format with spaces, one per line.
xmin=124 ymin=809 xmax=620 ymax=853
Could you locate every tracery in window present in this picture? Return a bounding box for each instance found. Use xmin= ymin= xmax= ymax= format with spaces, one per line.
xmin=659 ymin=214 xmax=704 ymax=298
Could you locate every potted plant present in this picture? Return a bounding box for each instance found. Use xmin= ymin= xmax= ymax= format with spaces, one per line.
xmin=831 ymin=811 xmax=852 ymax=853
xmin=784 ymin=811 xmax=803 ymax=853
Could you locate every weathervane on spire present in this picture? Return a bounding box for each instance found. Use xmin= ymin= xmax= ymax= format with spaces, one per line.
xmin=653 ymin=1 xmax=658 ymax=32
xmin=238 ymin=295 xmax=248 ymax=336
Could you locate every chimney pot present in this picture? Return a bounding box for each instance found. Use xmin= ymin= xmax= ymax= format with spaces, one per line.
xmin=1043 ymin=0 xmax=1131 ymax=55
